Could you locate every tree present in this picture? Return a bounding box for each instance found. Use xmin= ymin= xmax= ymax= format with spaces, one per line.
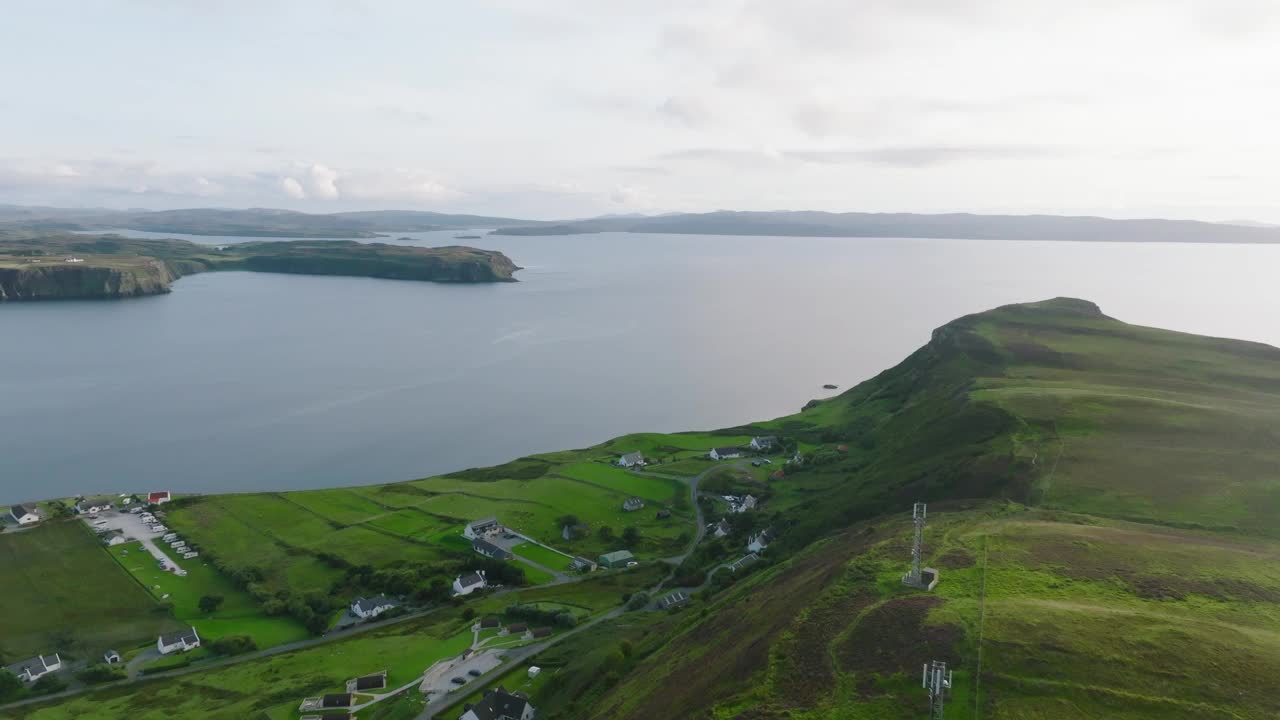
xmin=30 ymin=674 xmax=66 ymax=695
xmin=0 ymin=671 xmax=23 ymax=703
xmin=597 ymin=525 xmax=615 ymax=542
xmin=462 ymin=607 xmax=476 ymax=621
xmin=198 ymin=595 xmax=225 ymax=614
xmin=621 ymin=526 xmax=640 ymax=545
xmin=556 ymin=514 xmax=580 ymax=528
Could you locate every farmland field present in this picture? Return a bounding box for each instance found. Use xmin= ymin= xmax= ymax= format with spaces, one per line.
xmin=0 ymin=611 xmax=475 ymax=720
xmin=0 ymin=521 xmax=181 ymax=660
xmin=512 ymin=542 xmax=574 ymax=571
xmin=109 ymin=542 xmax=309 ymax=650
xmin=558 ymin=463 xmax=683 ymax=504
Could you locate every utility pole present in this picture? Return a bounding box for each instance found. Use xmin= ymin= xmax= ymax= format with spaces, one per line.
xmin=923 ymin=660 xmax=953 ymax=720
xmin=903 ymin=502 xmax=926 ymax=587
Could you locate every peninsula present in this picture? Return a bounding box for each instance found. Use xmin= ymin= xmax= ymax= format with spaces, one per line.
xmin=0 ymin=232 xmax=520 ymax=301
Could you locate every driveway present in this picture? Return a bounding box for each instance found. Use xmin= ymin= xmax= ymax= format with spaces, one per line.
xmin=418 ymin=650 xmax=505 ymax=699
xmin=87 ymin=508 xmax=184 ymax=573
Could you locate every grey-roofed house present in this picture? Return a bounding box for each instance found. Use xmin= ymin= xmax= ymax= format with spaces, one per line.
xmin=74 ymin=496 xmax=114 ymax=515
xmin=9 ymin=503 xmax=39 ymax=525
xmin=103 ymin=649 xmax=121 ymax=664
xmin=708 ymin=447 xmax=743 ymax=461
xmin=156 ymin=626 xmax=200 ymax=655
xmin=657 ymin=591 xmax=690 ymax=610
xmin=350 ymin=595 xmax=397 ymax=620
xmin=747 ymin=528 xmax=774 ymax=553
xmin=463 ymin=516 xmax=503 ymax=540
xmin=622 ymin=497 xmax=645 ymax=512
xmin=7 ymin=654 xmax=61 ymax=682
xmin=749 ymin=436 xmax=778 ymax=451
xmin=473 ymin=538 xmax=513 ymax=560
xmin=459 ymin=687 xmax=536 ymax=720
xmin=616 ymin=451 xmax=645 ymax=468
xmin=570 ymin=556 xmax=598 ymax=573
xmin=453 ymin=570 xmax=488 ymax=596
xmin=347 ymin=669 xmax=387 ymax=692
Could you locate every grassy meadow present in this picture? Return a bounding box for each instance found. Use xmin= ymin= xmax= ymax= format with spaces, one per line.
xmin=0 ymin=521 xmax=180 ymax=661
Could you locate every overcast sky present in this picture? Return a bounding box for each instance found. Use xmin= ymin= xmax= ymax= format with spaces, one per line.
xmin=2 ymin=0 xmax=1279 ymax=220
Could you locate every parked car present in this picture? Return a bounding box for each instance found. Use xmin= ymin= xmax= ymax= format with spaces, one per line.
xmin=467 ymin=669 xmax=482 ymax=677
xmin=450 ymin=677 xmax=466 ymax=685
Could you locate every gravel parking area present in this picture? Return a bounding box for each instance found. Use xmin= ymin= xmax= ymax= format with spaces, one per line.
xmin=419 ymin=649 xmax=504 ymax=698
xmin=84 ymin=508 xmax=184 ymax=573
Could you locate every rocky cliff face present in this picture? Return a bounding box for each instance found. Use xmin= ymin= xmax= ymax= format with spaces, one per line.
xmin=0 ymin=262 xmax=177 ymax=301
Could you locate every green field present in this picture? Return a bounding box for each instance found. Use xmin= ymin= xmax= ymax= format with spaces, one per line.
xmin=1 ymin=612 xmax=475 ymax=720
xmin=109 ymin=542 xmax=309 ymax=651
xmin=512 ymin=542 xmax=574 ymax=571
xmin=0 ymin=522 xmax=181 ymax=660
xmin=558 ymin=463 xmax=684 ymax=504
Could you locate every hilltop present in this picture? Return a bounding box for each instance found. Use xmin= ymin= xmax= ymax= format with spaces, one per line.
xmin=0 ymin=232 xmax=520 ymax=300
xmin=3 ymin=299 xmax=1278 ymax=719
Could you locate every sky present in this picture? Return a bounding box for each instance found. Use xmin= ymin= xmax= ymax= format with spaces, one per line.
xmin=2 ymin=0 xmax=1279 ymax=221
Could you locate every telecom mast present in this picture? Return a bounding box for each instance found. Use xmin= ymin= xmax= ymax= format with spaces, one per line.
xmin=923 ymin=660 xmax=953 ymax=720
xmin=902 ymin=502 xmax=939 ymax=590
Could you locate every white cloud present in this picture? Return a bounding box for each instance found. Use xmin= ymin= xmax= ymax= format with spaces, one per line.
xmin=307 ymin=164 xmax=341 ymax=200
xmin=281 ymin=177 xmax=306 ymax=199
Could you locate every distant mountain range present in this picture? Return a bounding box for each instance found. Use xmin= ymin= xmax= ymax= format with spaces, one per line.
xmin=2 ymin=204 xmax=1278 ymax=243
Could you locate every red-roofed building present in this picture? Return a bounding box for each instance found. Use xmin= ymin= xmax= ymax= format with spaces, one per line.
xmin=148 ymin=491 xmax=171 ymax=505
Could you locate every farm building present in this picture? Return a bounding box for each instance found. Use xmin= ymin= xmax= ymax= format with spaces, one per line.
xmin=598 ymin=550 xmax=635 ymax=569
xmin=616 ymin=451 xmax=645 ymax=468
xmin=7 ymin=653 xmax=61 ymax=682
xmin=350 ymin=595 xmax=397 ymax=619
xmin=747 ymin=528 xmax=774 ymax=553
xmin=657 ymin=591 xmax=690 ymax=610
xmin=708 ymin=446 xmax=744 ymax=461
xmin=148 ymin=491 xmax=172 ymax=505
xmin=459 ymin=687 xmax=536 ymax=720
xmin=571 ymin=556 xmax=598 ymax=573
xmin=473 ymin=538 xmax=513 ymax=560
xmin=463 ymin=516 xmax=504 ymax=540
xmin=103 ymin=650 xmax=121 ymax=664
xmin=453 ymin=570 xmax=488 ymax=596
xmin=74 ymin=496 xmax=114 ymax=514
xmin=8 ymin=504 xmax=40 ymax=525
xmin=157 ymin=627 xmax=201 ymax=655
xmin=347 ymin=669 xmax=387 ymax=692
xmin=749 ymin=436 xmax=778 ymax=451
xmin=622 ymin=497 xmax=645 ymax=512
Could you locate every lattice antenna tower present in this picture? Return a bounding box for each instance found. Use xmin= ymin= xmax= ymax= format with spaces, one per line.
xmin=922 ymin=659 xmax=953 ymax=720
xmin=907 ymin=501 xmax=926 ymax=584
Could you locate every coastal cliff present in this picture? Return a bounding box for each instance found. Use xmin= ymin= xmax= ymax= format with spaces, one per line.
xmin=0 ymin=261 xmax=178 ymax=301
xmin=0 ymin=234 xmax=520 ymax=301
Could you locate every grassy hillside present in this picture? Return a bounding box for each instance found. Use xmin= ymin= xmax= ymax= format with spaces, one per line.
xmin=0 ymin=522 xmax=181 ymax=662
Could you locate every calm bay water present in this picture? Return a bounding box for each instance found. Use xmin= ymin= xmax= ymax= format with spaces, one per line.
xmin=2 ymin=231 xmax=1278 ymax=503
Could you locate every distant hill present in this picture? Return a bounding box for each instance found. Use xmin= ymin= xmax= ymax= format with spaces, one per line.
xmin=0 ymin=205 xmax=541 ymax=238
xmin=494 ymin=210 xmax=1280 ymax=243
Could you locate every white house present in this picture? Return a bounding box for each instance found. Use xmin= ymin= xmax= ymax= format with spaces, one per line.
xmin=463 ymin=516 xmax=503 ymax=540
xmin=731 ymin=495 xmax=758 ymax=514
xmin=75 ymin=497 xmax=114 ymax=515
xmin=9 ymin=503 xmax=40 ymax=525
xmin=708 ymin=446 xmax=743 ymax=461
xmin=453 ymin=570 xmax=488 ymax=596
xmin=617 ymin=451 xmax=645 ymax=468
xmin=459 ymin=687 xmax=536 ymax=720
xmin=622 ymin=497 xmax=645 ymax=512
xmin=103 ymin=650 xmax=122 ymax=664
xmin=749 ymin=436 xmax=778 ymax=451
xmin=8 ymin=654 xmax=61 ymax=682
xmin=157 ymin=627 xmax=201 ymax=655
xmin=712 ymin=518 xmax=731 ymax=538
xmin=747 ymin=528 xmax=774 ymax=553
xmin=350 ymin=595 xmax=397 ymax=619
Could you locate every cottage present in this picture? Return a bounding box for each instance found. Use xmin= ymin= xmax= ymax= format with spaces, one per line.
xmin=459 ymin=687 xmax=536 ymax=720
xmin=729 ymin=553 xmax=760 ymax=573
xmin=75 ymin=496 xmax=114 ymax=515
xmin=479 ymin=616 xmax=502 ymax=629
xmin=346 ymin=670 xmax=387 ymax=693
xmin=657 ymin=591 xmax=690 ymax=610
xmin=453 ymin=570 xmax=488 ymax=596
xmin=473 ymin=538 xmax=513 ymax=560
xmin=622 ymin=497 xmax=645 ymax=512
xmin=747 ymin=528 xmax=774 ymax=553
xmin=299 ymin=693 xmax=354 ymax=711
xmin=708 ymin=446 xmax=743 ymax=461
xmin=712 ymin=518 xmax=731 ymax=538
xmin=570 ymin=556 xmax=598 ymax=573
xmin=598 ymin=550 xmax=635 ymax=569
xmin=531 ymin=627 xmax=552 ymax=638
xmin=504 ymin=623 xmax=528 ymax=635
xmin=463 ymin=516 xmax=503 ymax=540
xmin=157 ymin=626 xmax=201 ymax=655
xmin=9 ymin=504 xmax=40 ymax=525
xmin=8 ymin=654 xmax=61 ymax=682
xmin=103 ymin=650 xmax=122 ymax=664
xmin=350 ymin=595 xmax=397 ymax=620
xmin=749 ymin=436 xmax=778 ymax=451
xmin=617 ymin=451 xmax=645 ymax=468
xmin=148 ymin=491 xmax=172 ymax=505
